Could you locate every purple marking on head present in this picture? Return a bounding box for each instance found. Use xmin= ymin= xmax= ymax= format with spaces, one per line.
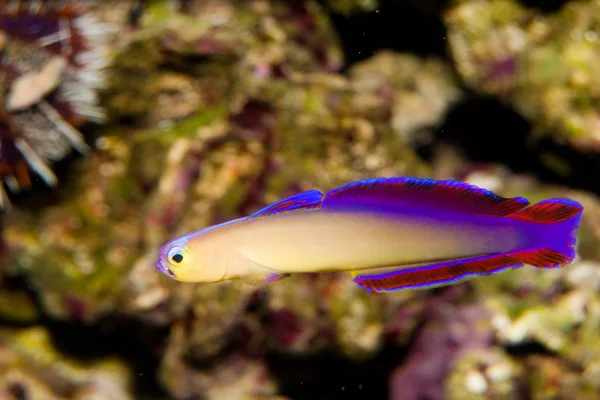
xmin=156 ymin=241 xmax=177 ymax=278
xmin=155 ymin=260 xmax=175 ymax=278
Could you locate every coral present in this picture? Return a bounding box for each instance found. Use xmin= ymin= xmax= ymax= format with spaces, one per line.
xmin=0 ymin=326 xmax=133 ymax=400
xmin=4 ymin=135 xmax=145 ymax=323
xmin=525 ymin=355 xmax=600 ymax=400
xmin=0 ymin=1 xmax=113 ymax=207
xmin=348 ymin=51 xmax=463 ymax=145
xmin=160 ymin=341 xmax=284 ymax=400
xmin=326 ymin=0 xmax=379 ymax=15
xmin=390 ymin=287 xmax=495 ymax=400
xmin=446 ymin=349 xmax=524 ymax=400
xmin=445 ymin=0 xmax=600 ymax=150
xmin=8 ymin=1 xmax=600 ymax=400
xmin=441 ymin=163 xmax=600 ymax=399
xmin=2 ymin=3 xmax=461 ymax=398
xmin=0 ymin=280 xmax=39 ymax=323
xmin=324 ymin=274 xmax=411 ymax=358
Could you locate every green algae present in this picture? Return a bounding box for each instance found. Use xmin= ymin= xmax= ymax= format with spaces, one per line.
xmin=102 ymin=35 xmax=165 ymax=119
xmin=0 ymin=326 xmax=134 ymax=398
xmin=326 ymin=0 xmax=379 ymax=14
xmin=0 ymin=291 xmax=39 ymax=323
xmin=446 ymin=0 xmax=600 ymax=149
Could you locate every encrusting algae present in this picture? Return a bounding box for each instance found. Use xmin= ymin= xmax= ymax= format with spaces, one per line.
xmin=0 ymin=326 xmax=133 ymax=400
xmin=445 ymin=0 xmax=600 ymax=150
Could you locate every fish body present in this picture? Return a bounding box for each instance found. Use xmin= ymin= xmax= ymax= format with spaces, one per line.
xmin=155 ymin=177 xmax=584 ymax=292
xmin=204 ymin=210 xmax=523 ymax=273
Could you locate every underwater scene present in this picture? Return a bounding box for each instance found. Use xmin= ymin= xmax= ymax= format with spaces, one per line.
xmin=1 ymin=0 xmax=600 ymax=399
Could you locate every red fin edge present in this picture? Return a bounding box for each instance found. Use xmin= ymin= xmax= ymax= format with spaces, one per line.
xmin=507 ymin=199 xmax=583 ymax=224
xmin=353 ymin=247 xmax=576 ymax=292
xmin=512 ymin=249 xmax=573 ymax=268
xmin=353 ymin=254 xmax=523 ymax=293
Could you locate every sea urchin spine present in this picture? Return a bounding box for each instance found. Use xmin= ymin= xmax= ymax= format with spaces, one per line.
xmin=0 ymin=0 xmax=112 ymax=208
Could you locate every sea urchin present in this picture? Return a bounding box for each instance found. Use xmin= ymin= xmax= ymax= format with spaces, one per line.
xmin=0 ymin=0 xmax=112 ymax=208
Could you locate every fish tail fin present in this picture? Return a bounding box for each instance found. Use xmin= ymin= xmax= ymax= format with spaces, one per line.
xmin=507 ymin=198 xmax=584 ymax=267
xmin=507 ymin=198 xmax=583 ymax=224
xmin=352 ymin=199 xmax=584 ymax=292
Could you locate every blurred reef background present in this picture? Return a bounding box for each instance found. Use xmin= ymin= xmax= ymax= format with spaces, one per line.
xmin=1 ymin=0 xmax=600 ymax=399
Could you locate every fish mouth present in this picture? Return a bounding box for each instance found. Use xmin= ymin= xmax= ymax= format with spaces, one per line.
xmin=155 ymin=261 xmax=176 ymax=278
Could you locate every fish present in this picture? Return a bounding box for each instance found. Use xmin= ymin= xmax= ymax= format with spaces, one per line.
xmin=155 ymin=177 xmax=584 ymax=292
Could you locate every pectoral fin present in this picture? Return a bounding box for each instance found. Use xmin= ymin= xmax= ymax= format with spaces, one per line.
xmin=238 ymin=251 xmax=290 ymax=286
xmin=242 ymin=270 xmax=290 ymax=286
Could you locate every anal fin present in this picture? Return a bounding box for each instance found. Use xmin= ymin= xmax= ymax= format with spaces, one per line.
xmin=352 ymin=254 xmax=523 ymax=293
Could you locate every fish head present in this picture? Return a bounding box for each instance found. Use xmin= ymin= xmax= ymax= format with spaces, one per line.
xmin=155 ymin=237 xmax=196 ymax=282
xmin=156 ymin=233 xmax=229 ymax=283
xmin=156 ymin=217 xmax=246 ymax=282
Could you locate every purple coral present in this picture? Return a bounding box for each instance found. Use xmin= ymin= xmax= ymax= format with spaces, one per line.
xmin=266 ymin=308 xmax=303 ymax=348
xmin=390 ymin=288 xmax=495 ymax=400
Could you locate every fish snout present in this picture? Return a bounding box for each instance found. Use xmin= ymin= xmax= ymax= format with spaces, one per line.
xmin=156 ymin=260 xmax=176 ymax=278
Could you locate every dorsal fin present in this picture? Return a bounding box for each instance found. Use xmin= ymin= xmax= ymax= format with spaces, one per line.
xmin=322 ymin=177 xmax=529 ymax=217
xmin=250 ymin=190 xmax=323 ymax=217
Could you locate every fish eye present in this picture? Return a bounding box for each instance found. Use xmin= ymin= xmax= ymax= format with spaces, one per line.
xmin=167 ymin=246 xmax=185 ymax=265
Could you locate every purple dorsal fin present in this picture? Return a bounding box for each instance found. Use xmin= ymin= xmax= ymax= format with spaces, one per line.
xmin=250 ymin=190 xmax=323 ymax=217
xmin=322 ymin=177 xmax=529 ymax=217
